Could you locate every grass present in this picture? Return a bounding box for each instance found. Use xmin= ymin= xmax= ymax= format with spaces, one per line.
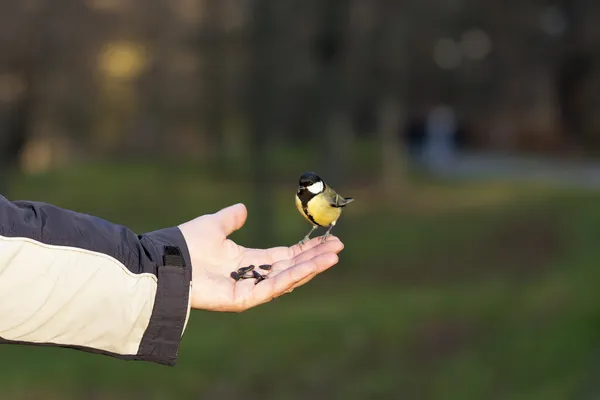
xmin=2 ymin=160 xmax=600 ymax=399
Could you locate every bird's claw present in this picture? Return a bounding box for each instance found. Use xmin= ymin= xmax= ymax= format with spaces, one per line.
xmin=298 ymin=236 xmax=311 ymax=251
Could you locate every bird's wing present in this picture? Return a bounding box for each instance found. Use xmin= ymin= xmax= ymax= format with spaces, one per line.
xmin=327 ymin=189 xmax=353 ymax=207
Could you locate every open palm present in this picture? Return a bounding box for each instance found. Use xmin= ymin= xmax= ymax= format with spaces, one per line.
xmin=178 ymin=203 xmax=344 ymax=312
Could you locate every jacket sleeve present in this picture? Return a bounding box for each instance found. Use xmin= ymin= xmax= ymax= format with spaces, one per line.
xmin=0 ymin=194 xmax=193 ymax=366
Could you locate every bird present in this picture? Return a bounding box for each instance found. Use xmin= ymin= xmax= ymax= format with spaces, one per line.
xmin=295 ymin=171 xmax=354 ymax=246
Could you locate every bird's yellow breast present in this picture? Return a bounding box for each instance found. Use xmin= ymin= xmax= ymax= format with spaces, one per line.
xmin=295 ymin=195 xmax=312 ymax=223
xmin=295 ymin=193 xmax=341 ymax=227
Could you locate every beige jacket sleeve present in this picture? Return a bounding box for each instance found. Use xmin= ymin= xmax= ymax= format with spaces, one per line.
xmin=0 ymin=194 xmax=192 ymax=366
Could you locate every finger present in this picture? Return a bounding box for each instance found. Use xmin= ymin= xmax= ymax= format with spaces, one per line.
xmin=245 ymin=253 xmax=339 ymax=308
xmin=272 ymin=253 xmax=338 ymax=294
xmin=294 ymin=239 xmax=344 ymax=263
xmin=214 ymin=203 xmax=247 ymax=236
xmin=264 ymin=237 xmax=324 ymax=263
xmin=288 ymin=235 xmax=342 ymax=258
xmin=269 ymin=240 xmax=344 ymax=275
xmin=285 ymin=271 xmax=318 ymax=294
xmin=235 ymin=264 xmax=320 ymax=305
xmin=262 ymin=236 xmax=343 ymax=266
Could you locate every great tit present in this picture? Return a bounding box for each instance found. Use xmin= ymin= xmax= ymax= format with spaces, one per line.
xmin=295 ymin=171 xmax=354 ymax=246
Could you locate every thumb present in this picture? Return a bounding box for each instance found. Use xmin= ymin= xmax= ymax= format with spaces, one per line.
xmin=214 ymin=203 xmax=248 ymax=236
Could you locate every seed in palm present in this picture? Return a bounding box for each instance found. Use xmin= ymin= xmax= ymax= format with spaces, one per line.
xmin=258 ymin=264 xmax=272 ymax=271
xmin=237 ymin=265 xmax=255 ymax=275
xmin=252 ymin=270 xmax=266 ymax=284
xmin=231 ymin=265 xmax=254 ymax=281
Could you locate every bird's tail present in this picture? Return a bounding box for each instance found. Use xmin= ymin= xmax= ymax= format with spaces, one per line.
xmin=339 ymin=197 xmax=355 ymax=207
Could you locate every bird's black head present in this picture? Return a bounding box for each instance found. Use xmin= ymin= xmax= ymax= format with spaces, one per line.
xmin=298 ymin=171 xmax=325 ymax=195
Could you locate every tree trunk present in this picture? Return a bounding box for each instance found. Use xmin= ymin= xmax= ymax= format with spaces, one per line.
xmin=201 ymin=0 xmax=226 ymax=161
xmin=312 ymin=0 xmax=352 ymax=186
xmin=0 ymin=1 xmax=45 ymax=195
xmin=367 ymin=2 xmax=410 ymax=199
xmin=378 ymin=97 xmax=407 ymax=200
xmin=555 ymin=0 xmax=592 ymax=152
xmin=247 ymin=0 xmax=277 ymax=246
xmin=0 ymin=85 xmax=33 ymax=194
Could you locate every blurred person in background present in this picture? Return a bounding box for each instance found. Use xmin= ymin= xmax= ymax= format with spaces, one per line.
xmin=422 ymin=103 xmax=458 ymax=171
xmin=0 ymin=195 xmax=343 ymax=366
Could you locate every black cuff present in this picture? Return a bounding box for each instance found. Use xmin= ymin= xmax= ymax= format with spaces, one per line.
xmin=142 ymin=227 xmax=193 ymax=274
xmin=136 ymin=227 xmax=193 ymax=366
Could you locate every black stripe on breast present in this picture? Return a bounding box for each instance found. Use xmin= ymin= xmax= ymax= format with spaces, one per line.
xmin=297 ymin=189 xmax=321 ymax=227
xmin=303 ymin=203 xmax=320 ymax=226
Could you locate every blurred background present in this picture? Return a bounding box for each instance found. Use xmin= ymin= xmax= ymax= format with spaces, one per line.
xmin=2 ymin=0 xmax=600 ymax=399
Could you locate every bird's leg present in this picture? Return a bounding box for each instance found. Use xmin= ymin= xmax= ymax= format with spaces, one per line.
xmin=320 ymin=221 xmax=336 ymax=243
xmin=298 ymin=225 xmax=318 ymax=249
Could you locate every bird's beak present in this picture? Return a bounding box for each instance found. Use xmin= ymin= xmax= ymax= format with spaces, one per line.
xmin=298 ymin=185 xmax=303 ymax=190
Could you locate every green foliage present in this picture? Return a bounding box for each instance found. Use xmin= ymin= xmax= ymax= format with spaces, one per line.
xmin=3 ymin=163 xmax=600 ymax=399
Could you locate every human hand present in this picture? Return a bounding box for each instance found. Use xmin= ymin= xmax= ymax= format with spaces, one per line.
xmin=178 ymin=203 xmax=344 ymax=312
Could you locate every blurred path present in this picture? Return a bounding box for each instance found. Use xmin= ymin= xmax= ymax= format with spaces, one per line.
xmin=423 ymin=152 xmax=600 ymax=190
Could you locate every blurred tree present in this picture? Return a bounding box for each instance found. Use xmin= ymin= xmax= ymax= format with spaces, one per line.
xmin=201 ymin=0 xmax=226 ymax=160
xmin=95 ymin=40 xmax=149 ymax=153
xmin=312 ymin=0 xmax=352 ymax=185
xmin=370 ymin=1 xmax=409 ymax=199
xmin=377 ymin=97 xmax=407 ymax=199
xmin=0 ymin=72 xmax=33 ymax=194
xmin=247 ymin=0 xmax=277 ymax=246
xmin=2 ymin=0 xmax=600 ymax=177
xmin=0 ymin=1 xmax=49 ymax=193
xmin=555 ymin=0 xmax=594 ymax=152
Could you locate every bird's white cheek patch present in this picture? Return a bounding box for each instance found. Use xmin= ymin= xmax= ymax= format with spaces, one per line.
xmin=307 ymin=181 xmax=324 ymax=194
